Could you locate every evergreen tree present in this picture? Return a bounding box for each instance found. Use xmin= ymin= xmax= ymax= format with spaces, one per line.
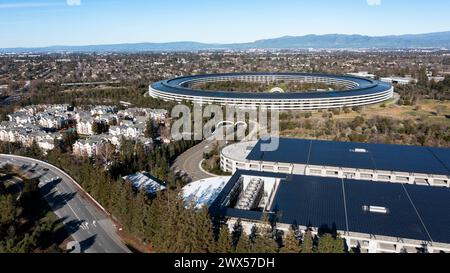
xmin=301 ymin=230 xmax=314 ymax=253
xmin=231 ymin=219 xmax=244 ymax=250
xmin=251 ymin=224 xmax=279 ymax=253
xmin=145 ymin=119 xmax=156 ymax=138
xmin=192 ymin=206 xmax=215 ymax=253
xmin=317 ymin=233 xmax=345 ymax=253
xmin=62 ymin=130 xmax=79 ymax=151
xmin=150 ymin=188 xmax=188 ymax=253
xmin=333 ymin=234 xmax=346 ymax=253
xmin=144 ymin=191 xmax=164 ymax=242
xmin=28 ymin=140 xmax=43 ymax=158
xmin=92 ymin=121 xmax=109 ymax=135
xmin=279 ymin=227 xmax=301 ymax=253
xmin=116 ymin=182 xmax=134 ymax=232
xmin=235 ymin=232 xmax=252 ymax=253
xmin=0 ymin=195 xmax=16 ymax=227
xmin=130 ymin=190 xmax=149 ymax=238
xmin=216 ymin=225 xmax=233 ymax=253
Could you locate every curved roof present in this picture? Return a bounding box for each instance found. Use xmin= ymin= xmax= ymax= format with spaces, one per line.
xmin=150 ymin=72 xmax=393 ymax=100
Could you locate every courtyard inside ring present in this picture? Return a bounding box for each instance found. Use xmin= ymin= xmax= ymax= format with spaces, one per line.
xmin=149 ymin=73 xmax=394 ymax=110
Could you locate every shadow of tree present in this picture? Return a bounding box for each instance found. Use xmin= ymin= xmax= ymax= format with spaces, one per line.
xmin=43 ymin=191 xmax=77 ymax=212
xmin=39 ymin=177 xmax=62 ymax=197
xmin=37 ymin=216 xmax=74 ymax=250
xmin=64 ymin=219 xmax=86 ymax=235
xmin=80 ymin=235 xmax=97 ymax=253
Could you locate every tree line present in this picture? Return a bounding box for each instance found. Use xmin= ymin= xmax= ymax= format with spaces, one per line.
xmin=0 ymin=140 xmax=349 ymax=253
xmin=0 ymin=166 xmax=67 ymax=253
xmin=281 ymin=112 xmax=450 ymax=147
xmin=23 ymin=81 xmax=178 ymax=111
xmin=397 ymin=75 xmax=450 ymax=105
xmin=101 ymin=184 xmax=348 ymax=254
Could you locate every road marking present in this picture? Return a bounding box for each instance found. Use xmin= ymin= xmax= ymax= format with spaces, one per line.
xmin=1 ymin=155 xmax=130 ymax=253
xmin=41 ymin=173 xmax=94 ymax=225
xmin=55 ymin=187 xmax=82 ymax=220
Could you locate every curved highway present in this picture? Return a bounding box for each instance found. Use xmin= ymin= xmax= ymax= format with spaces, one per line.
xmin=0 ymin=154 xmax=130 ymax=253
xmin=171 ymin=121 xmax=260 ymax=181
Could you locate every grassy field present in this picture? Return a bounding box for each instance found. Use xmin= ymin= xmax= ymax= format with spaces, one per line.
xmin=302 ymin=99 xmax=450 ymax=124
xmin=278 ymin=99 xmax=449 ymax=144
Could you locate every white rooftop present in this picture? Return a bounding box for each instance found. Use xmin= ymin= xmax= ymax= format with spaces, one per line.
xmin=183 ymin=176 xmax=231 ymax=209
xmin=221 ymin=141 xmax=257 ymax=162
xmin=123 ymin=172 xmax=166 ymax=194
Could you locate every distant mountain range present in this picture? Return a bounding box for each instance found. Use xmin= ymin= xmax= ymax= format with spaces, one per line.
xmin=2 ymin=31 xmax=450 ymax=53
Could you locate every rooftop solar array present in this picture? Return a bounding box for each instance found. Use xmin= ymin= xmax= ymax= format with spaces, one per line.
xmin=343 ymin=181 xmax=430 ymax=242
xmin=152 ymin=72 xmax=392 ymax=100
xmin=272 ymin=175 xmax=347 ymax=232
xmin=211 ymin=170 xmax=450 ymax=244
xmin=246 ymin=138 xmax=450 ymax=175
xmin=403 ymin=185 xmax=450 ymax=244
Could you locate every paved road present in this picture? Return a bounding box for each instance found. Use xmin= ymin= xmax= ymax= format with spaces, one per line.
xmin=0 ymin=154 xmax=131 ymax=253
xmin=172 ymin=122 xmax=260 ymax=182
xmin=172 ymin=140 xmax=215 ymax=182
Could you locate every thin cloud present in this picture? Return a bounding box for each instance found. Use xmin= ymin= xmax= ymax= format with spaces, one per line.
xmin=67 ymin=0 xmax=81 ymax=6
xmin=367 ymin=0 xmax=382 ymax=6
xmin=0 ymin=2 xmax=60 ymax=9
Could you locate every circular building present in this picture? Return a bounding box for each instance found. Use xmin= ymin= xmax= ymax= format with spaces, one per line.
xmin=149 ymin=73 xmax=394 ymax=110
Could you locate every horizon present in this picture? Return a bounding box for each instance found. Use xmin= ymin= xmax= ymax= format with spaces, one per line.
xmin=1 ymin=0 xmax=450 ymax=48
xmin=2 ymin=30 xmax=450 ymax=49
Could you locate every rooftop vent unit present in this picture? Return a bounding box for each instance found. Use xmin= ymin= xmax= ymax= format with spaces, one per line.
xmin=362 ymin=205 xmax=389 ymax=214
xmin=352 ymin=148 xmax=368 ymax=153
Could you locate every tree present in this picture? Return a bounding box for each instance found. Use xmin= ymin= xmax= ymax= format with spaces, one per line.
xmin=251 ymin=224 xmax=279 ymax=253
xmin=97 ymin=142 xmax=115 ymax=164
xmin=417 ymin=68 xmax=429 ymax=86
xmin=130 ymin=190 xmax=150 ymax=238
xmin=301 ymin=230 xmax=314 ymax=253
xmin=279 ymin=227 xmax=300 ymax=253
xmin=317 ymin=233 xmax=345 ymax=253
xmin=62 ymin=130 xmax=79 ymax=151
xmin=216 ymin=225 xmax=233 ymax=253
xmin=92 ymin=121 xmax=109 ymax=135
xmin=351 ymin=116 xmax=365 ymax=129
xmin=145 ymin=118 xmax=156 ymax=139
xmin=0 ymin=195 xmax=16 ymax=227
xmin=28 ymin=140 xmax=43 ymax=158
xmin=143 ymin=190 xmax=166 ymax=243
xmin=231 ymin=219 xmax=244 ymax=250
xmin=191 ymin=206 xmax=215 ymax=253
xmin=235 ymin=232 xmax=252 ymax=253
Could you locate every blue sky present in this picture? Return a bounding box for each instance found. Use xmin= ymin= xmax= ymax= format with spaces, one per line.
xmin=0 ymin=0 xmax=449 ymax=48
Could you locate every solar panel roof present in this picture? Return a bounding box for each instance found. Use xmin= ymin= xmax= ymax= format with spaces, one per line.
xmin=246 ymin=138 xmax=450 ymax=175
xmin=308 ymin=140 xmax=375 ymax=170
xmin=343 ymin=181 xmax=430 ymax=242
xmin=212 ymin=170 xmax=450 ymax=244
xmin=151 ymin=73 xmax=393 ymax=100
xmin=428 ymin=147 xmax=450 ymax=173
xmin=403 ymin=185 xmax=450 ymax=244
xmin=246 ymin=138 xmax=312 ymax=164
xmin=271 ymin=175 xmax=347 ymax=231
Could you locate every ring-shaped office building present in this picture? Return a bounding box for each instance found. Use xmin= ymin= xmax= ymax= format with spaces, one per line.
xmin=149 ymin=73 xmax=394 ymax=110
